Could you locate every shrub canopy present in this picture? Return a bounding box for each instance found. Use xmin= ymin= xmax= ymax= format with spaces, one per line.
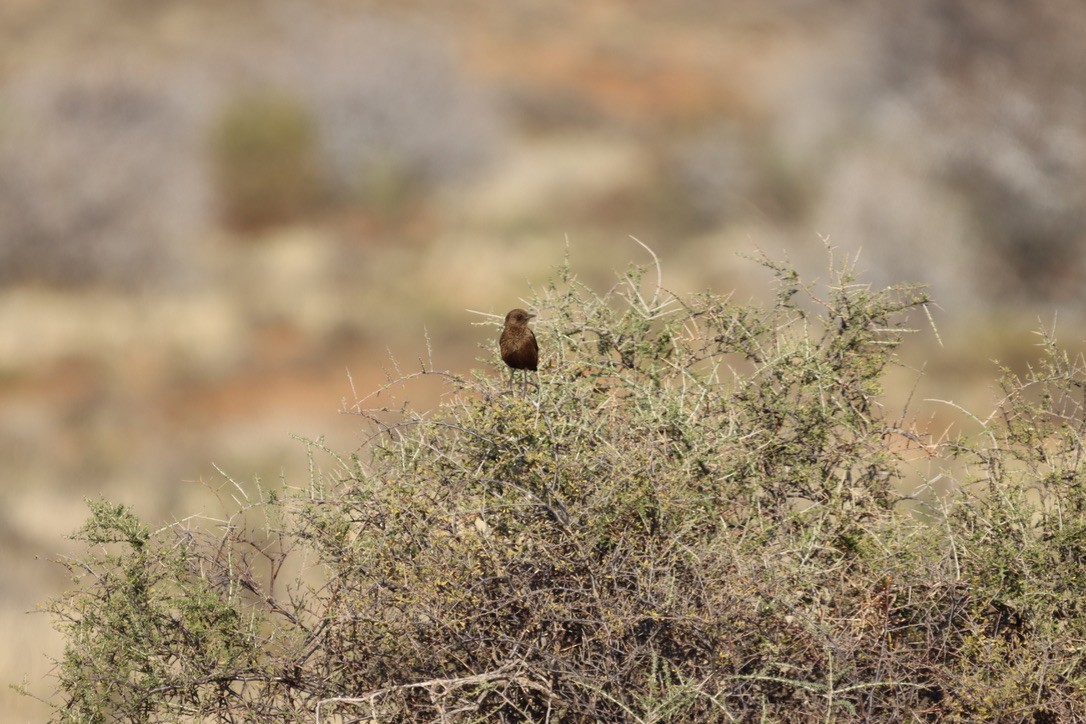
xmin=41 ymin=252 xmax=1086 ymax=721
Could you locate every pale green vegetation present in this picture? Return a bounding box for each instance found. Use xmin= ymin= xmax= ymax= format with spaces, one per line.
xmin=36 ymin=254 xmax=1086 ymax=721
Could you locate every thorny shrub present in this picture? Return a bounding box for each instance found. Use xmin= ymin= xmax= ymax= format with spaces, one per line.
xmin=36 ymin=250 xmax=1086 ymax=721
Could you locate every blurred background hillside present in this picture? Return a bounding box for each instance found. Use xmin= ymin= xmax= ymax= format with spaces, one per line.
xmin=4 ymin=1 xmax=1086 ymax=716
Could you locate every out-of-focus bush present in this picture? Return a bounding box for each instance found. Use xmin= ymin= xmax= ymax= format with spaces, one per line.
xmin=878 ymin=1 xmax=1086 ymax=305
xmin=210 ymin=91 xmax=322 ymax=230
xmin=753 ymin=1 xmax=1086 ymax=311
xmin=0 ymin=10 xmax=505 ymax=287
xmin=269 ymin=12 xmax=504 ymax=214
xmin=0 ymin=66 xmax=210 ymax=288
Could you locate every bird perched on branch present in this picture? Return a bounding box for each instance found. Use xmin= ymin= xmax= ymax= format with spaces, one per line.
xmin=500 ymin=308 xmax=538 ymax=392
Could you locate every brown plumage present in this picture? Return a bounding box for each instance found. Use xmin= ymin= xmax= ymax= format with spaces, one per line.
xmin=500 ymin=308 xmax=538 ymax=390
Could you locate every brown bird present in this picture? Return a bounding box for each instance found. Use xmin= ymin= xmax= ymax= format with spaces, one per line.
xmin=500 ymin=308 xmax=538 ymax=391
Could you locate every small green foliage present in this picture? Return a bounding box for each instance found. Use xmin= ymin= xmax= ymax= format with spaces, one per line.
xmin=46 ymin=502 xmax=272 ymax=721
xmin=74 ymin=499 xmax=149 ymax=550
xmin=38 ymin=253 xmax=1086 ymax=720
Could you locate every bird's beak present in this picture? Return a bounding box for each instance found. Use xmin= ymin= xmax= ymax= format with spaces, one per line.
xmin=528 ymin=313 xmax=536 ymax=319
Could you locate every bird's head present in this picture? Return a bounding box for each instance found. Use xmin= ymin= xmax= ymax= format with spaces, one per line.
xmin=504 ymin=308 xmax=536 ymax=325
